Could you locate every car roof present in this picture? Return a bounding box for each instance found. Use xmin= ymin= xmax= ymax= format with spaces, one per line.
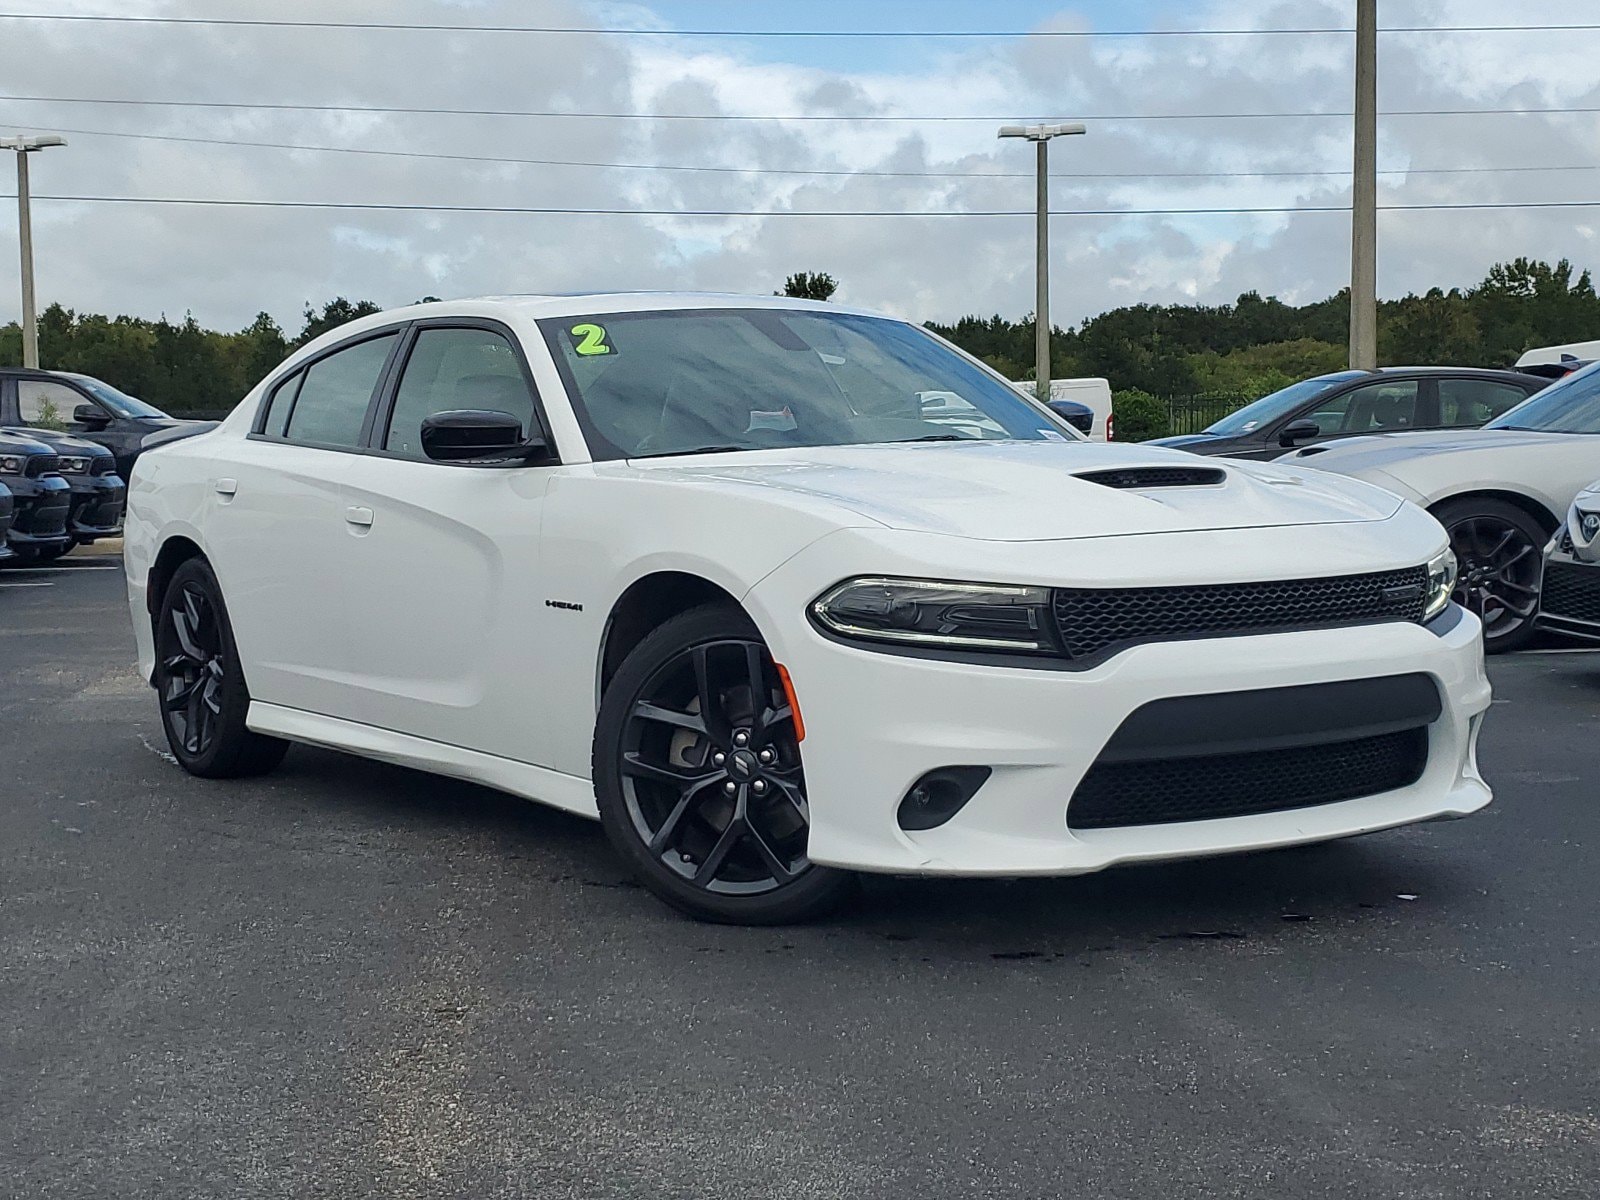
xmin=1364 ymin=366 xmax=1542 ymax=379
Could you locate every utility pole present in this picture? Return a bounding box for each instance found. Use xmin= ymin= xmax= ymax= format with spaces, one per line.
xmin=2 ymin=133 xmax=67 ymax=369
xmin=1349 ymin=0 xmax=1378 ymax=369
xmin=998 ymin=122 xmax=1087 ymax=401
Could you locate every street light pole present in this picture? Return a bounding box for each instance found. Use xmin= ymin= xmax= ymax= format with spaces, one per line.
xmin=2 ymin=134 xmax=67 ymax=369
xmin=999 ymin=122 xmax=1086 ymax=402
xmin=1349 ymin=0 xmax=1378 ymax=370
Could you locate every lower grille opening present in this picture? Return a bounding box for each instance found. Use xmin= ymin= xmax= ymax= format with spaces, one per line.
xmin=1068 ymin=727 xmax=1430 ymax=830
xmin=1542 ymin=561 xmax=1600 ymax=625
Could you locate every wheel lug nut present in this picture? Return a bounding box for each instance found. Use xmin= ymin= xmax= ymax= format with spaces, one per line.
xmin=724 ymin=781 xmax=737 ymax=796
xmin=752 ymin=780 xmax=767 ymax=794
xmin=758 ymin=748 xmax=775 ymax=764
xmin=733 ymin=730 xmax=749 ymax=747
xmin=712 ymin=752 xmax=725 ymax=766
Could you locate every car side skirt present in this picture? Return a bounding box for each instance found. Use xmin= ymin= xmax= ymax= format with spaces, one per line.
xmin=245 ymin=702 xmax=600 ymax=819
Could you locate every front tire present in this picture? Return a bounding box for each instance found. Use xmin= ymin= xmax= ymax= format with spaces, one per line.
xmin=155 ymin=557 xmax=289 ymax=778
xmin=1434 ymin=497 xmax=1547 ymax=654
xmin=593 ymin=603 xmax=857 ymax=924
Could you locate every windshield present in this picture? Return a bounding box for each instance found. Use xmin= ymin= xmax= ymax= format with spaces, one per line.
xmin=539 ymin=308 xmax=1070 ymax=460
xmin=64 ymin=374 xmax=168 ymax=419
xmin=1203 ymin=373 xmax=1365 ymax=437
xmin=1487 ymin=359 xmax=1600 ymax=433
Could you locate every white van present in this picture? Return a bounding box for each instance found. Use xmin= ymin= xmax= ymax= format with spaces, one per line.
xmin=1039 ymin=377 xmax=1114 ymax=441
xmin=1515 ymin=340 xmax=1600 ymax=368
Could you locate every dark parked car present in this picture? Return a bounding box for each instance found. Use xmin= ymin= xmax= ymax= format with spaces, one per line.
xmin=1045 ymin=397 xmax=1095 ymax=436
xmin=1148 ymin=367 xmax=1548 ymax=460
xmin=2 ymin=425 xmax=125 ymax=557
xmin=0 ymin=429 xmax=72 ymax=562
xmin=0 ymin=368 xmax=211 ymax=480
xmin=0 ymin=479 xmax=14 ymax=563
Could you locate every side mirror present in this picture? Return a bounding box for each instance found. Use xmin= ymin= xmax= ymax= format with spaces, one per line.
xmin=1046 ymin=399 xmax=1094 ymax=435
xmin=420 ymin=409 xmax=548 ymax=463
xmin=1278 ymin=418 xmax=1321 ymax=447
xmin=74 ymin=403 xmax=111 ymax=429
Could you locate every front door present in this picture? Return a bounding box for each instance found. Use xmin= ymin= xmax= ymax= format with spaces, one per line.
xmin=329 ymin=322 xmax=557 ymax=763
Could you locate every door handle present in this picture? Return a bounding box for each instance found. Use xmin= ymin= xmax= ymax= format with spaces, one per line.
xmin=345 ymin=506 xmax=375 ymax=528
xmin=214 ymin=477 xmax=238 ymax=497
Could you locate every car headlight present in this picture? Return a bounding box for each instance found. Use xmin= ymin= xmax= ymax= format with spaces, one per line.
xmin=810 ymin=577 xmax=1057 ymax=654
xmin=1424 ymin=549 xmax=1457 ymax=621
xmin=0 ymin=454 xmax=23 ymax=475
xmin=58 ymin=456 xmax=88 ymax=474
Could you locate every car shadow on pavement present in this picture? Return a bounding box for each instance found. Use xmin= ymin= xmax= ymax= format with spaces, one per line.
xmin=263 ymin=743 xmax=1471 ymax=962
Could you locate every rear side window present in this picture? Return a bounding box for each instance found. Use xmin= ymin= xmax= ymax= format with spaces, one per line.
xmin=384 ymin=327 xmax=536 ymax=459
xmin=259 ymin=372 xmax=304 ymax=438
xmin=1437 ymin=378 xmax=1532 ymax=428
xmin=280 ymin=333 xmax=398 ymax=448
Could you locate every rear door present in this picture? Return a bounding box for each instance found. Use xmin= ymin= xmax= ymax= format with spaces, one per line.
xmin=204 ymin=328 xmax=404 ymax=718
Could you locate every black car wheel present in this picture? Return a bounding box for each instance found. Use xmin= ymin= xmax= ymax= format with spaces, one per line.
xmin=1434 ymin=497 xmax=1547 ymax=653
xmin=155 ymin=558 xmax=289 ymax=778
xmin=593 ymin=603 xmax=857 ymax=924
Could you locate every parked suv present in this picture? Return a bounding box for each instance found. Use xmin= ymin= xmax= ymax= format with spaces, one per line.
xmin=2 ymin=425 xmax=125 ymax=556
xmin=0 ymin=368 xmax=209 ymax=480
xmin=1149 ymin=367 xmax=1547 ymax=460
xmin=0 ymin=429 xmax=72 ymax=561
xmin=0 ymin=478 xmax=14 ymax=563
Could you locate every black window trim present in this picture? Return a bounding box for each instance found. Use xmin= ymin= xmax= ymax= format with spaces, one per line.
xmin=247 ymin=325 xmax=407 ymax=454
xmin=364 ymin=315 xmax=561 ymax=469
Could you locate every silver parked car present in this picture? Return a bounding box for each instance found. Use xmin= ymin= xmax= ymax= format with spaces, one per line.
xmin=1290 ymin=361 xmax=1600 ymax=652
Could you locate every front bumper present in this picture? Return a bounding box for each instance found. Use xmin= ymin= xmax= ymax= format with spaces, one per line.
xmin=1538 ymin=540 xmax=1600 ymax=642
xmin=65 ymin=476 xmax=127 ymax=541
xmin=5 ymin=478 xmax=72 ymax=550
xmin=750 ymin=530 xmax=1491 ymax=876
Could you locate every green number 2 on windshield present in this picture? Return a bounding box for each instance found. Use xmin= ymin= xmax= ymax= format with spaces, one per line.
xmin=570 ymin=323 xmax=613 ymax=356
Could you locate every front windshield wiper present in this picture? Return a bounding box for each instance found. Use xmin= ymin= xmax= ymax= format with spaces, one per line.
xmin=639 ymin=444 xmax=749 ymax=459
xmin=903 ymin=433 xmax=972 ymax=442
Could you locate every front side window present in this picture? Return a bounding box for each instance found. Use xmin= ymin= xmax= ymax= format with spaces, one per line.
xmin=280 ymin=333 xmax=397 ymax=448
xmin=1437 ymin=379 xmax=1532 ymax=428
xmin=384 ymin=327 xmax=536 ymax=459
xmin=539 ymin=308 xmax=1061 ymax=460
xmin=1488 ymin=359 xmax=1600 ymax=434
xmin=17 ymin=379 xmax=88 ymax=429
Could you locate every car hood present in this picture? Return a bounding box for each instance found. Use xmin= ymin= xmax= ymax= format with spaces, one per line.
xmin=2 ymin=425 xmax=113 ymax=456
xmin=1289 ymin=427 xmax=1574 ymax=473
xmin=625 ymin=440 xmax=1404 ymax=542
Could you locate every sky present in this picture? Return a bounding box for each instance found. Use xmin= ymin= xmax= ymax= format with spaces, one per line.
xmin=1 ymin=0 xmax=1599 ymax=334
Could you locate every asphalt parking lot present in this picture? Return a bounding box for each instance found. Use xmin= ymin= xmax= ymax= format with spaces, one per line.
xmin=3 ymin=552 xmax=1598 ymax=1199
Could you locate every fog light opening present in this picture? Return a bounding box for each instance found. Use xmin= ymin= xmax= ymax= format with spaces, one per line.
xmin=897 ymin=766 xmax=992 ymax=831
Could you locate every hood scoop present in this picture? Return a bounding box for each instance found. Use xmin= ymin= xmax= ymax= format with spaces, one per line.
xmin=1075 ymin=465 xmax=1227 ymax=490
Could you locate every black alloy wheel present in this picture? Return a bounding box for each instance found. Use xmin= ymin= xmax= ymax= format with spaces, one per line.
xmin=154 ymin=557 xmax=288 ymax=778
xmin=594 ymin=604 xmax=856 ymax=924
xmin=1435 ymin=497 xmax=1548 ymax=654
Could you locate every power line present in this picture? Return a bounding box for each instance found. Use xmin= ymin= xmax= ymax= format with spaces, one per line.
xmin=8 ymin=194 xmax=1600 ymax=217
xmin=34 ymin=125 xmax=1600 ymax=184
xmin=1 ymin=12 xmax=1598 ymax=37
xmin=4 ymin=94 xmax=1598 ymax=122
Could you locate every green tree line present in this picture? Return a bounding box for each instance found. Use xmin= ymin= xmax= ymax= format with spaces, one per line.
xmin=1 ymin=259 xmax=1594 ymax=418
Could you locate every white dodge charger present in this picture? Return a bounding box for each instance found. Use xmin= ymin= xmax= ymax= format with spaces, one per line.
xmin=125 ymin=294 xmax=1490 ymax=923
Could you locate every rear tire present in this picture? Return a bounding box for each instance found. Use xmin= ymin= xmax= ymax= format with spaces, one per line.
xmin=155 ymin=557 xmax=289 ymax=778
xmin=1433 ymin=497 xmax=1547 ymax=654
xmin=593 ymin=603 xmax=857 ymax=924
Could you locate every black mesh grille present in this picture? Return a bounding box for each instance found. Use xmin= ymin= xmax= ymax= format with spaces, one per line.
xmin=90 ymin=455 xmax=118 ymax=476
xmin=24 ymin=454 xmax=60 ymax=477
xmin=1051 ymin=565 xmax=1430 ymax=661
xmin=1068 ymin=727 xmax=1429 ymax=829
xmin=1075 ymin=466 xmax=1225 ymax=489
xmin=1542 ymin=561 xmax=1600 ymax=625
